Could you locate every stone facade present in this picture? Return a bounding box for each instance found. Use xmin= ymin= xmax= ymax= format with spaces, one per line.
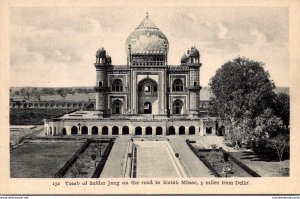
xmin=43 ymin=14 xmax=209 ymax=136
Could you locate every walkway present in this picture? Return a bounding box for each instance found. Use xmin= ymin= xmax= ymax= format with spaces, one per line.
xmin=169 ymin=136 xmax=212 ymax=177
xmin=135 ymin=141 xmax=187 ymax=178
xmin=100 ymin=136 xmax=130 ymax=178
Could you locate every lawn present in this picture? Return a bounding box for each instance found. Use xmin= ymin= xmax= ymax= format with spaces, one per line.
xmin=230 ymin=151 xmax=289 ymax=177
xmin=10 ymin=108 xmax=77 ymax=125
xmin=10 ymin=141 xmax=83 ymax=178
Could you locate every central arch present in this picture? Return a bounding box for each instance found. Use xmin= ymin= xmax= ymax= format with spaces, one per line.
xmin=102 ymin=126 xmax=108 ymax=135
xmin=135 ymin=126 xmax=142 ymax=135
xmin=122 ymin=126 xmax=129 ymax=135
xmin=146 ymin=126 xmax=152 ymax=135
xmin=81 ymin=126 xmax=88 ymax=135
xmin=112 ymin=126 xmax=119 ymax=135
xmin=137 ymin=78 xmax=158 ymax=114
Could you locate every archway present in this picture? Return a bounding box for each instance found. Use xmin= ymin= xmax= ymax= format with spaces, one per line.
xmin=112 ymin=126 xmax=119 ymax=135
xmin=122 ymin=126 xmax=129 ymax=135
xmin=62 ymin=128 xmax=67 ymax=135
xmin=146 ymin=127 xmax=152 ymax=135
xmin=49 ymin=127 xmax=52 ymax=135
xmin=135 ymin=126 xmax=142 ymax=135
xmin=206 ymin=127 xmax=212 ymax=134
xmin=71 ymin=126 xmax=78 ymax=135
xmin=156 ymin=127 xmax=163 ymax=135
xmin=168 ymin=126 xmax=175 ymax=135
xmin=102 ymin=126 xmax=108 ymax=135
xmin=92 ymin=126 xmax=98 ymax=135
xmin=189 ymin=126 xmax=195 ymax=135
xmin=112 ymin=100 xmax=123 ymax=114
xmin=137 ymin=78 xmax=158 ymax=114
xmin=179 ymin=126 xmax=185 ymax=135
xmin=81 ymin=126 xmax=88 ymax=135
xmin=143 ymin=102 xmax=152 ymax=114
xmin=173 ymin=100 xmax=183 ymax=114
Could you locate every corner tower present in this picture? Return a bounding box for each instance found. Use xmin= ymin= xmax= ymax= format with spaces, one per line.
xmin=94 ymin=47 xmax=111 ymax=114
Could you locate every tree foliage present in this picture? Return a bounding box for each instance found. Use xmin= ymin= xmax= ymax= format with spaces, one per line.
xmin=209 ymin=57 xmax=290 ymax=159
xmin=209 ymin=57 xmax=275 ymax=122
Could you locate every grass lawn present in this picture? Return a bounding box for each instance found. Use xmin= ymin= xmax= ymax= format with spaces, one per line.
xmin=230 ymin=151 xmax=289 ymax=177
xmin=10 ymin=141 xmax=83 ymax=178
xmin=10 ymin=108 xmax=77 ymax=125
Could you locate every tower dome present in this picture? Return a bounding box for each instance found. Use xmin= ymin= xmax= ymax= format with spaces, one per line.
xmin=96 ymin=47 xmax=106 ymax=58
xmin=126 ymin=13 xmax=169 ymax=57
xmin=181 ymin=54 xmax=187 ymax=63
xmin=190 ymin=46 xmax=200 ymax=57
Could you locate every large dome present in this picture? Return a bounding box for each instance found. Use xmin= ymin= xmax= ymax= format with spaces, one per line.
xmin=125 ymin=14 xmax=169 ymax=56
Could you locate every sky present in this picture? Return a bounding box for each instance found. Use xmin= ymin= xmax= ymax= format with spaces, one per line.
xmin=10 ymin=6 xmax=289 ymax=87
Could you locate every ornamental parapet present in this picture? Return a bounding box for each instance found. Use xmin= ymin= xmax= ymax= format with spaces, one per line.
xmin=168 ymin=65 xmax=189 ymax=70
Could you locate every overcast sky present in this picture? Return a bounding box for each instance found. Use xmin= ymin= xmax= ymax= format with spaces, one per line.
xmin=10 ymin=6 xmax=289 ymax=87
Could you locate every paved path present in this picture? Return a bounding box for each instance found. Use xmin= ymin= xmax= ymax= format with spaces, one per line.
xmin=169 ymin=136 xmax=213 ymax=177
xmin=135 ymin=141 xmax=187 ymax=178
xmin=100 ymin=136 xmax=130 ymax=178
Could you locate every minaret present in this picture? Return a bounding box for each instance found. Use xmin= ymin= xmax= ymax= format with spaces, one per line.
xmin=187 ymin=46 xmax=202 ymax=116
xmin=94 ymin=47 xmax=109 ymax=115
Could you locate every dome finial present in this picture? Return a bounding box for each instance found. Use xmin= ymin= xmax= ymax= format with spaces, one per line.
xmin=146 ymin=12 xmax=149 ymax=18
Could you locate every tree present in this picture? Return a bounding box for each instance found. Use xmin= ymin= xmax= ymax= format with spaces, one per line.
xmin=209 ymin=57 xmax=275 ymax=123
xmin=20 ymin=88 xmax=32 ymax=101
xmin=266 ymin=133 xmax=289 ymax=171
xmin=271 ymin=93 xmax=290 ymax=126
xmin=57 ymin=88 xmax=68 ymax=100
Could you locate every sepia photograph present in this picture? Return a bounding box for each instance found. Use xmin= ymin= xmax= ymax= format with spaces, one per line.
xmin=1 ymin=0 xmax=300 ymax=195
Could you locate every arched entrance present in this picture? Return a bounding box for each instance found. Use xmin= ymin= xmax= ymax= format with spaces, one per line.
xmin=62 ymin=128 xmax=66 ymax=135
xmin=144 ymin=102 xmax=152 ymax=114
xmin=156 ymin=127 xmax=163 ymax=135
xmin=122 ymin=126 xmax=129 ymax=135
xmin=102 ymin=126 xmax=108 ymax=135
xmin=112 ymin=126 xmax=119 ymax=135
xmin=71 ymin=126 xmax=78 ymax=135
xmin=92 ymin=126 xmax=98 ymax=135
xmin=206 ymin=127 xmax=212 ymax=134
xmin=81 ymin=126 xmax=88 ymax=135
xmin=146 ymin=127 xmax=152 ymax=135
xmin=135 ymin=126 xmax=142 ymax=135
xmin=112 ymin=99 xmax=123 ymax=114
xmin=189 ymin=126 xmax=195 ymax=135
xmin=137 ymin=78 xmax=158 ymax=114
xmin=173 ymin=100 xmax=183 ymax=114
xmin=168 ymin=126 xmax=175 ymax=135
xmin=179 ymin=126 xmax=185 ymax=135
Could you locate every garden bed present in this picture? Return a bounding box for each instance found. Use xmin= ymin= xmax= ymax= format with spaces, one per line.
xmin=186 ymin=140 xmax=260 ymax=177
xmin=64 ymin=142 xmax=109 ymax=178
